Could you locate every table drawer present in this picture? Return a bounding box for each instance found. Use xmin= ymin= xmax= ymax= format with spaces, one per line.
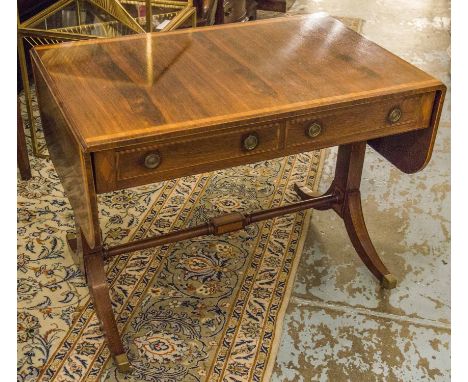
xmin=285 ymin=92 xmax=435 ymax=149
xmin=94 ymin=121 xmax=282 ymax=192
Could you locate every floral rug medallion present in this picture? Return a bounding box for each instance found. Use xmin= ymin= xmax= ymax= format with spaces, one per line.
xmin=18 ymin=85 xmax=324 ymax=380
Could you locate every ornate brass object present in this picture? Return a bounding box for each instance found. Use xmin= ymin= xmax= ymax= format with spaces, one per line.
xmin=243 ymin=134 xmax=259 ymax=151
xmin=120 ymin=0 xmax=197 ymax=32
xmin=306 ymin=122 xmax=322 ymax=138
xmin=222 ymin=0 xmax=247 ymax=23
xmin=381 ymin=273 xmax=398 ymax=289
xmin=114 ymin=353 xmax=132 ymax=373
xmin=387 ymin=107 xmax=402 ymax=123
xmin=144 ymin=152 xmax=162 ymax=169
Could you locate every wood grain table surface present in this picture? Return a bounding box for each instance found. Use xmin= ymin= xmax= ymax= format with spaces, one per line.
xmin=31 ymin=13 xmax=442 ymax=152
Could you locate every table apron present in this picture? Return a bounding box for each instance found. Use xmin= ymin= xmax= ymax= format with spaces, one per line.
xmin=93 ymin=90 xmax=437 ymax=193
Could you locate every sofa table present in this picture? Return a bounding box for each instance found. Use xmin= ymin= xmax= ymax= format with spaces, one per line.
xmin=31 ymin=13 xmax=445 ymax=372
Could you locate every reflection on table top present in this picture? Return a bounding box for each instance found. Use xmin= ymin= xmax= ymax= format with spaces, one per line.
xmin=31 ymin=13 xmax=441 ymax=151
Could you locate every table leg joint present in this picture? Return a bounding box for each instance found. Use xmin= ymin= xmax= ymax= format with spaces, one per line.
xmin=328 ymin=143 xmax=398 ymax=289
xmin=209 ymin=212 xmax=247 ymax=235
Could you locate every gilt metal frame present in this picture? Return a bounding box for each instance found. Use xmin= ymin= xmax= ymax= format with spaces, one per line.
xmin=120 ymin=0 xmax=196 ymax=32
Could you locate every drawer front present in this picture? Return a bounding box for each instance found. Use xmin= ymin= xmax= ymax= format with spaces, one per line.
xmin=95 ymin=121 xmax=282 ymax=192
xmin=95 ymin=92 xmax=436 ymax=193
xmin=285 ymin=92 xmax=435 ymax=149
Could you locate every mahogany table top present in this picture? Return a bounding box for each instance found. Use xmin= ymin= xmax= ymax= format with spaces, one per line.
xmin=31 ymin=13 xmax=442 ymax=152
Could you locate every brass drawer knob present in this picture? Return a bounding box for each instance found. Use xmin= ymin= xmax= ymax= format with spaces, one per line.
xmin=306 ymin=122 xmax=322 ymax=138
xmin=243 ymin=134 xmax=259 ymax=151
xmin=387 ymin=107 xmax=402 ymax=123
xmin=144 ymin=151 xmax=161 ymax=169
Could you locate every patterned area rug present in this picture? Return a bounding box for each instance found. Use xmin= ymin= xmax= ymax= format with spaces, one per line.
xmin=17 ymin=91 xmax=324 ymax=381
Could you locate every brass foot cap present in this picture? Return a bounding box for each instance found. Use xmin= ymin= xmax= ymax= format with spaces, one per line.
xmin=65 ymin=232 xmax=76 ymax=241
xmin=114 ymin=354 xmax=132 ymax=374
xmin=381 ymin=274 xmax=398 ymax=289
xmin=65 ymin=232 xmax=78 ymax=254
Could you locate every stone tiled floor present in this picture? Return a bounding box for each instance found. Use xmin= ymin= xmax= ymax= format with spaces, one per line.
xmin=270 ymin=0 xmax=451 ymax=381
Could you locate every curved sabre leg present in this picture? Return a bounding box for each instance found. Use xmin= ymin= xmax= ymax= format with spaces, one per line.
xmin=84 ymin=251 xmax=132 ymax=373
xmin=343 ymin=191 xmax=397 ymax=289
xmin=298 ymin=143 xmax=397 ymax=289
xmin=333 ymin=143 xmax=397 ymax=289
xmin=69 ymin=229 xmax=132 ymax=373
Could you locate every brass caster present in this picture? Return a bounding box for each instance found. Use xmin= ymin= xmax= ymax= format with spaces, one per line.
xmin=114 ymin=353 xmax=132 ymax=373
xmin=381 ymin=274 xmax=397 ymax=289
xmin=66 ymin=233 xmax=77 ymax=252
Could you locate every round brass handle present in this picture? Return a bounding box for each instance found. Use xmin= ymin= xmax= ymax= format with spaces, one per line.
xmin=387 ymin=107 xmax=402 ymax=123
xmin=306 ymin=122 xmax=322 ymax=138
xmin=243 ymin=134 xmax=259 ymax=151
xmin=144 ymin=152 xmax=161 ymax=169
